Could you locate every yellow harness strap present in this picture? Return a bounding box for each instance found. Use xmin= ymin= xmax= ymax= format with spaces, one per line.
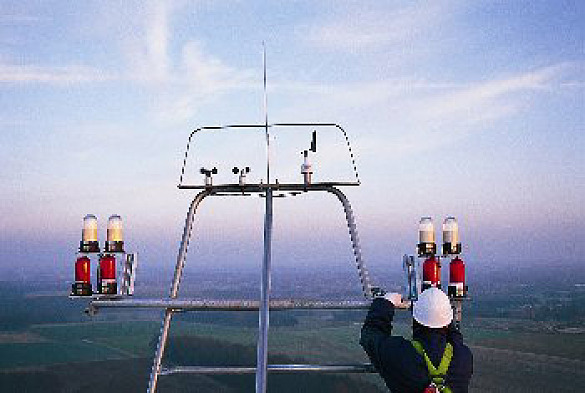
xmin=411 ymin=340 xmax=453 ymax=392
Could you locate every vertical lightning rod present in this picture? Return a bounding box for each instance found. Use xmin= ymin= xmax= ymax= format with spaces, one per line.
xmin=256 ymin=42 xmax=273 ymax=393
xmin=263 ymin=43 xmax=270 ymax=184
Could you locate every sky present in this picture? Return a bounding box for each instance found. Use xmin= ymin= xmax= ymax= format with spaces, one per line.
xmin=0 ymin=1 xmax=583 ymax=284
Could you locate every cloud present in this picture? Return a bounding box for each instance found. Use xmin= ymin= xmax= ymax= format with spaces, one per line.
xmin=143 ymin=1 xmax=172 ymax=82
xmin=118 ymin=2 xmax=256 ymax=124
xmin=126 ymin=2 xmax=254 ymax=88
xmin=414 ymin=63 xmax=577 ymax=126
xmin=268 ymin=62 xmax=581 ymax=160
xmin=282 ymin=62 xmax=577 ymax=118
xmin=0 ymin=15 xmax=47 ymax=24
xmin=180 ymin=41 xmax=255 ymax=90
xmin=0 ymin=64 xmax=115 ymax=84
xmin=152 ymin=40 xmax=256 ymax=123
xmin=303 ymin=3 xmax=449 ymax=51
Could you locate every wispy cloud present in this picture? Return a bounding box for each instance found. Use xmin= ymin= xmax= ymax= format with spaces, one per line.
xmin=415 ymin=63 xmax=578 ymax=125
xmin=126 ymin=2 xmax=253 ymax=87
xmin=120 ymin=2 xmax=255 ymax=124
xmin=0 ymin=2 xmax=254 ymax=124
xmin=0 ymin=14 xmax=47 ymax=24
xmin=0 ymin=64 xmax=114 ymax=84
xmin=152 ymin=44 xmax=256 ymax=124
xmin=142 ymin=1 xmax=172 ymax=82
xmin=303 ymin=3 xmax=450 ymax=51
xmin=153 ymin=40 xmax=256 ymax=123
xmin=270 ymin=62 xmax=581 ymax=160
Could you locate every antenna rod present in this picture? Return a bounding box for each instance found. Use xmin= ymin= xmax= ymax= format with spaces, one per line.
xmin=263 ymin=42 xmax=270 ymax=183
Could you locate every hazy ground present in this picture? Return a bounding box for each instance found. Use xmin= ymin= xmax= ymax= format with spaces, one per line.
xmin=0 ymin=316 xmax=583 ymax=392
xmin=0 ymin=264 xmax=584 ymax=392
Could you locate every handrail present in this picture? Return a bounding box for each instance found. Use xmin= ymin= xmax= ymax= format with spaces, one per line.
xmin=178 ymin=123 xmax=361 ymax=187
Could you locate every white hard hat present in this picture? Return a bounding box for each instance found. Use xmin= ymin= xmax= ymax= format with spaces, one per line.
xmin=413 ymin=288 xmax=453 ymax=328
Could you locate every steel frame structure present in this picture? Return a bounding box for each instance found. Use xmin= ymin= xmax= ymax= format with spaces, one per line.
xmin=87 ymin=124 xmax=403 ymax=393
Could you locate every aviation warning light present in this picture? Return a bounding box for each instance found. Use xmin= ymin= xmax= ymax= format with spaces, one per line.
xmin=417 ymin=217 xmax=436 ymax=257
xmin=442 ymin=217 xmax=461 ymax=255
xmin=105 ymin=214 xmax=124 ymax=253
xmin=80 ymin=214 xmax=100 ymax=253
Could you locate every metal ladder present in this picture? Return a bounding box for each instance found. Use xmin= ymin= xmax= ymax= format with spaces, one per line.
xmin=88 ymin=124 xmax=407 ymax=393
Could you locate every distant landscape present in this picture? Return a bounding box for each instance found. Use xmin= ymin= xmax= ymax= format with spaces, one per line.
xmin=0 ymin=263 xmax=583 ymax=392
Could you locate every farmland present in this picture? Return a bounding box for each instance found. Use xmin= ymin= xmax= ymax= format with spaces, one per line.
xmin=0 ymin=264 xmax=584 ymax=392
xmin=0 ymin=313 xmax=583 ymax=392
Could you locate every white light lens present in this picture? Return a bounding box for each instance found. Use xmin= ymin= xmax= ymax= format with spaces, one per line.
xmin=107 ymin=215 xmax=123 ymax=242
xmin=443 ymin=217 xmax=459 ymax=245
xmin=419 ymin=217 xmax=435 ymax=243
xmin=82 ymin=214 xmax=98 ymax=242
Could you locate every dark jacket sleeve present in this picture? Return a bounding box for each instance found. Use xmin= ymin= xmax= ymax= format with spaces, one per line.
xmin=360 ymin=298 xmax=428 ymax=393
xmin=359 ymin=298 xmax=395 ymax=366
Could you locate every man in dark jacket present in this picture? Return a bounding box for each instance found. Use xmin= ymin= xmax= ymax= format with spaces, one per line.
xmin=360 ymin=288 xmax=473 ymax=393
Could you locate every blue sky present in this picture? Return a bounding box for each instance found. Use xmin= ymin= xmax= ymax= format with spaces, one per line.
xmin=0 ymin=1 xmax=583 ymax=281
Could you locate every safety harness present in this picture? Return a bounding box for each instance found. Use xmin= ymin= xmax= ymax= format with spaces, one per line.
xmin=411 ymin=340 xmax=453 ymax=393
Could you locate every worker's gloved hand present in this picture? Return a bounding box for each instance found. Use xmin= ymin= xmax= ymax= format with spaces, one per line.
xmin=371 ymin=287 xmax=387 ymax=298
xmin=383 ymin=292 xmax=404 ymax=307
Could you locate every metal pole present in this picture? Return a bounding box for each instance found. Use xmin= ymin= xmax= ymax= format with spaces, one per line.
xmin=326 ymin=187 xmax=373 ymax=299
xmin=148 ymin=190 xmax=211 ymax=393
xmin=256 ymin=187 xmax=273 ymax=393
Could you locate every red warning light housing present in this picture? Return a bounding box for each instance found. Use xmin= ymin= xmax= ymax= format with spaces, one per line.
xmin=71 ymin=256 xmax=92 ymax=296
xmin=448 ymin=257 xmax=466 ymax=298
xmin=99 ymin=255 xmax=117 ymax=295
xmin=422 ymin=256 xmax=441 ymax=291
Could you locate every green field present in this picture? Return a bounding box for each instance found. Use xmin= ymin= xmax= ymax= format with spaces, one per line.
xmin=0 ymin=316 xmax=583 ymax=392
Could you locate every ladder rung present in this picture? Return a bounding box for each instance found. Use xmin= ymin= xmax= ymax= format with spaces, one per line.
xmin=160 ymin=364 xmax=376 ymax=376
xmin=90 ymin=298 xmax=411 ymax=311
xmin=89 ymin=299 xmax=394 ymax=311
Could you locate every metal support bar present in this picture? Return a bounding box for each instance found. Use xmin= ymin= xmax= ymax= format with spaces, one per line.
xmin=161 ymin=364 xmax=376 ymax=376
xmin=325 ymin=187 xmax=372 ymax=300
xmin=256 ymin=187 xmax=273 ymax=393
xmin=178 ymin=181 xmax=360 ymax=190
xmin=174 ymin=184 xmax=372 ymax=300
xmin=141 ymin=183 xmax=370 ymax=393
xmin=90 ymin=299 xmax=411 ymax=311
xmin=148 ymin=190 xmax=212 ymax=393
xmin=172 ymin=184 xmax=372 ymax=299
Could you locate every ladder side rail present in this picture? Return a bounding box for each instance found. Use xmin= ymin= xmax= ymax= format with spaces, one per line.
xmin=145 ymin=185 xmax=368 ymax=391
xmin=325 ymin=186 xmax=373 ymax=300
xmin=148 ymin=190 xmax=212 ymax=393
